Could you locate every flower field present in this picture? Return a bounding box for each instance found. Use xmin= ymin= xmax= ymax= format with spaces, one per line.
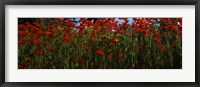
xmin=18 ymin=18 xmax=182 ymax=69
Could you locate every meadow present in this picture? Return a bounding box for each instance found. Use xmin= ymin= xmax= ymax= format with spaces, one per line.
xmin=18 ymin=18 xmax=182 ymax=69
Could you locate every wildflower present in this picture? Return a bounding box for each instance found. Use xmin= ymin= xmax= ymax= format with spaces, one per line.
xmin=35 ymin=49 xmax=43 ymax=55
xmin=162 ymin=32 xmax=168 ymax=35
xmin=177 ymin=31 xmax=182 ymax=35
xmin=157 ymin=45 xmax=166 ymax=50
xmin=100 ymin=35 xmax=107 ymax=39
xmin=80 ymin=44 xmax=83 ymax=47
xmin=96 ymin=49 xmax=105 ymax=55
xmin=77 ymin=57 xmax=86 ymax=63
xmin=107 ymin=55 xmax=112 ymax=59
xmin=63 ymin=36 xmax=72 ymax=42
xmin=91 ymin=31 xmax=97 ymax=37
xmin=18 ymin=30 xmax=28 ymax=36
xmin=154 ymin=32 xmax=160 ymax=36
xmin=110 ymin=38 xmax=119 ymax=43
xmin=46 ymin=31 xmax=52 ymax=35
xmin=119 ymin=29 xmax=126 ymax=34
xmin=33 ymin=22 xmax=42 ymax=28
xmin=153 ymin=37 xmax=162 ymax=42
xmin=85 ymin=46 xmax=91 ymax=50
xmin=71 ymin=30 xmax=77 ymax=35
xmin=18 ymin=63 xmax=26 ymax=69
xmin=91 ymin=37 xmax=96 ymax=42
xmin=31 ymin=38 xmax=41 ymax=45
xmin=48 ymin=46 xmax=54 ymax=51
xmin=38 ymin=30 xmax=43 ymax=35
xmin=111 ymin=29 xmax=117 ymax=32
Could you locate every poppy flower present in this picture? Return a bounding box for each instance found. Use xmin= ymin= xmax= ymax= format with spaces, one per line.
xmin=54 ymin=18 xmax=59 ymax=22
xmin=91 ymin=37 xmax=96 ymax=42
xmin=177 ymin=31 xmax=182 ymax=35
xmin=77 ymin=57 xmax=86 ymax=63
xmin=96 ymin=49 xmax=105 ymax=55
xmin=85 ymin=46 xmax=91 ymax=50
xmin=48 ymin=46 xmax=54 ymax=51
xmin=80 ymin=44 xmax=83 ymax=47
xmin=63 ymin=36 xmax=72 ymax=42
xmin=111 ymin=29 xmax=117 ymax=32
xmin=60 ymin=18 xmax=65 ymax=21
xmin=70 ymin=41 xmax=76 ymax=46
xmin=32 ymin=38 xmax=41 ymax=45
xmin=71 ymin=30 xmax=77 ymax=35
xmin=110 ymin=38 xmax=119 ymax=43
xmin=38 ymin=30 xmax=43 ymax=35
xmin=93 ymin=25 xmax=99 ymax=31
xmin=40 ymin=18 xmax=45 ymax=22
xmin=144 ymin=31 xmax=151 ymax=36
xmin=100 ymin=35 xmax=107 ymax=39
xmin=157 ymin=45 xmax=166 ymax=50
xmin=18 ymin=30 xmax=28 ymax=36
xmin=91 ymin=31 xmax=97 ymax=37
xmin=35 ymin=49 xmax=43 ymax=55
xmin=153 ymin=37 xmax=162 ymax=42
xmin=162 ymin=32 xmax=168 ymax=35
xmin=154 ymin=32 xmax=160 ymax=36
xmin=171 ymin=41 xmax=177 ymax=46
xmin=119 ymin=29 xmax=126 ymax=34
xmin=107 ymin=55 xmax=112 ymax=59
xmin=46 ymin=31 xmax=52 ymax=35
xmin=18 ymin=63 xmax=26 ymax=69
xmin=33 ymin=22 xmax=42 ymax=28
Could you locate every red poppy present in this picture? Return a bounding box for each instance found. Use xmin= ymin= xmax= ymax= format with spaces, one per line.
xmin=91 ymin=31 xmax=97 ymax=37
xmin=38 ymin=30 xmax=43 ymax=35
xmin=85 ymin=46 xmax=91 ymax=50
xmin=110 ymin=38 xmax=119 ymax=43
xmin=153 ymin=37 xmax=162 ymax=42
xmin=35 ymin=49 xmax=43 ymax=55
xmin=162 ymin=32 xmax=168 ymax=35
xmin=80 ymin=44 xmax=83 ymax=47
xmin=144 ymin=31 xmax=151 ymax=36
xmin=18 ymin=30 xmax=28 ymax=36
xmin=40 ymin=18 xmax=45 ymax=22
xmin=100 ymin=35 xmax=107 ymax=39
xmin=70 ymin=41 xmax=76 ymax=46
xmin=134 ymin=46 xmax=144 ymax=50
xmin=107 ymin=55 xmax=112 ymax=59
xmin=46 ymin=31 xmax=52 ymax=35
xmin=91 ymin=37 xmax=96 ymax=42
xmin=63 ymin=36 xmax=72 ymax=42
xmin=48 ymin=46 xmax=54 ymax=51
xmin=33 ymin=22 xmax=42 ymax=28
xmin=71 ymin=30 xmax=77 ymax=35
xmin=58 ymin=42 xmax=61 ymax=45
xmin=32 ymin=38 xmax=41 ymax=45
xmin=94 ymin=25 xmax=99 ymax=31
xmin=154 ymin=32 xmax=160 ymax=36
xmin=177 ymin=31 xmax=182 ymax=35
xmin=171 ymin=41 xmax=177 ymax=46
xmin=119 ymin=29 xmax=126 ymax=34
xmin=177 ymin=18 xmax=182 ymax=26
xmin=96 ymin=49 xmax=105 ymax=55
xmin=54 ymin=18 xmax=59 ymax=22
xmin=60 ymin=18 xmax=65 ymax=21
xmin=157 ymin=45 xmax=166 ymax=50
xmin=18 ymin=63 xmax=26 ymax=69
xmin=78 ymin=57 xmax=86 ymax=63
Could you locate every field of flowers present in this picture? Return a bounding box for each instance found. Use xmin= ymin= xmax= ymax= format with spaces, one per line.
xmin=18 ymin=18 xmax=182 ymax=69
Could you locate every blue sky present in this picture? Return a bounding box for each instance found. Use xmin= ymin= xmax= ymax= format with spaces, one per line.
xmin=71 ymin=18 xmax=134 ymax=26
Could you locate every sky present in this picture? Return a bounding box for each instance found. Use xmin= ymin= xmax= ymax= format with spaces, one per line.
xmin=71 ymin=18 xmax=135 ymax=26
